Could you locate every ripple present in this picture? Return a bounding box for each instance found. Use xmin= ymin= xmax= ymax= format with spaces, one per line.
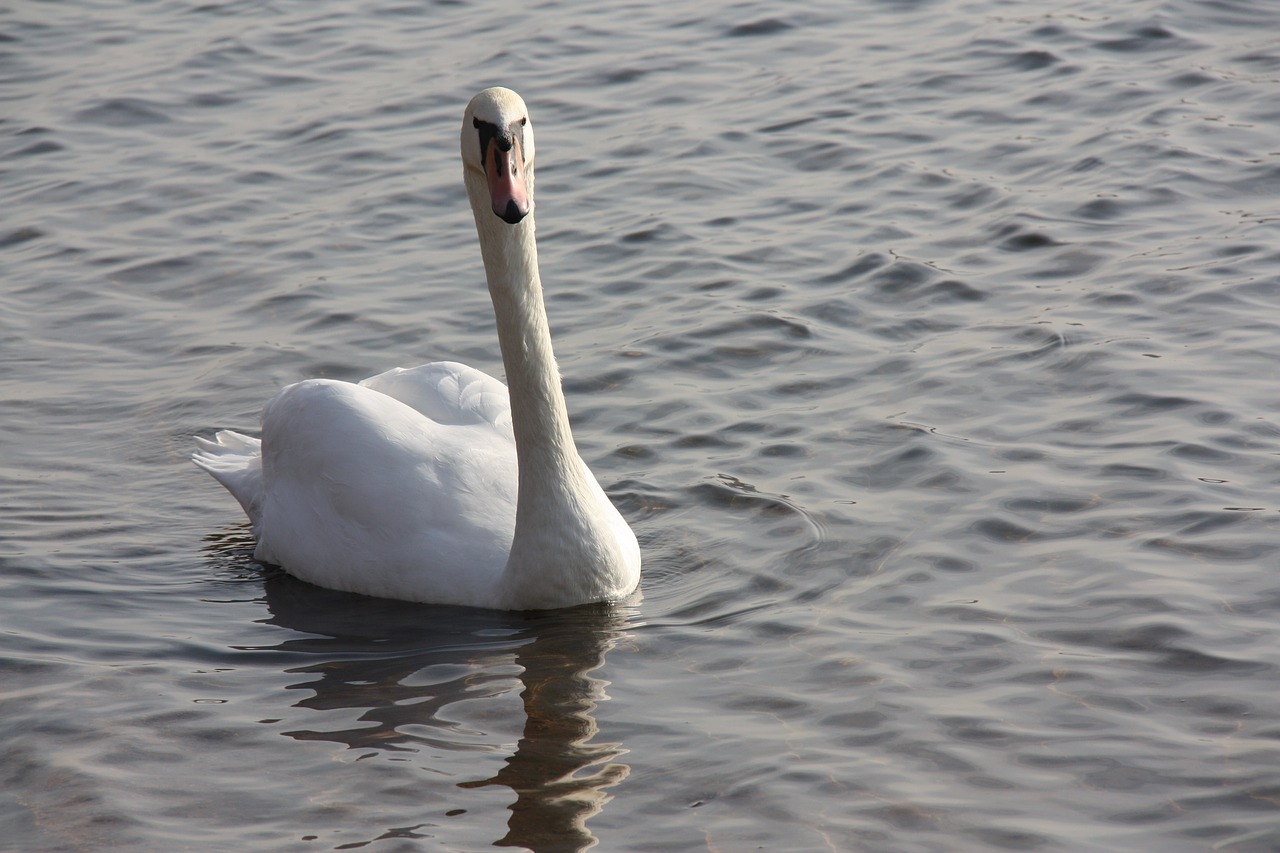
xmin=725 ymin=18 xmax=793 ymax=38
xmin=74 ymin=97 xmax=172 ymax=127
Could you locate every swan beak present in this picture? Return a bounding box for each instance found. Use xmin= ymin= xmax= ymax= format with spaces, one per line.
xmin=486 ymin=141 xmax=530 ymax=225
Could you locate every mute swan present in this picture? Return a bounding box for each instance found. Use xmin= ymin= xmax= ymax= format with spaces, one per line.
xmin=194 ymin=87 xmax=641 ymax=610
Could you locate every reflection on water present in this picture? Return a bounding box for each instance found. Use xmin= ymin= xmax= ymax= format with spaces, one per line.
xmin=254 ymin=570 xmax=631 ymax=852
xmin=460 ymin=616 xmax=629 ymax=852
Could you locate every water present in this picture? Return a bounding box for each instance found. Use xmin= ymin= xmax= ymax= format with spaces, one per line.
xmin=4 ymin=0 xmax=1280 ymax=850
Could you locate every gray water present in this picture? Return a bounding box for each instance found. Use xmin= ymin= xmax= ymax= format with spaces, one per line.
xmin=4 ymin=0 xmax=1280 ymax=850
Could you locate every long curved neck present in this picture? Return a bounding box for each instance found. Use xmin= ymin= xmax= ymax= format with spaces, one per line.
xmin=468 ymin=189 xmax=624 ymax=607
xmin=474 ymin=209 xmax=579 ymax=491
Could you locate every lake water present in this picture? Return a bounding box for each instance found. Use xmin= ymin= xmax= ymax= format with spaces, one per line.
xmin=4 ymin=0 xmax=1280 ymax=850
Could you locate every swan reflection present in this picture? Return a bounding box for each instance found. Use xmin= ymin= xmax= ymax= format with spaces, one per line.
xmin=459 ymin=611 xmax=630 ymax=850
xmin=255 ymin=570 xmax=633 ymax=851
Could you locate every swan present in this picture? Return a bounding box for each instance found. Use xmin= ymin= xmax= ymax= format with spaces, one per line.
xmin=194 ymin=87 xmax=641 ymax=610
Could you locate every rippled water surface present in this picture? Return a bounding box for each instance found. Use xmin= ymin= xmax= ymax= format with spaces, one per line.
xmin=4 ymin=0 xmax=1280 ymax=850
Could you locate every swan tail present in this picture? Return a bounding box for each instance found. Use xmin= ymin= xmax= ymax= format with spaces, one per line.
xmin=193 ymin=430 xmax=265 ymax=526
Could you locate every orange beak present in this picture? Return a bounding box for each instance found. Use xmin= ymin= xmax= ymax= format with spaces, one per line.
xmin=486 ymin=139 xmax=530 ymax=224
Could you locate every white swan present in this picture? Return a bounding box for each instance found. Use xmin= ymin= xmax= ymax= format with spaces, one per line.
xmin=194 ymin=87 xmax=641 ymax=610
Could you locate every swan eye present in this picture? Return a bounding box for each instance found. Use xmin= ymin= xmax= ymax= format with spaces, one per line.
xmin=473 ymin=116 xmax=528 ymax=167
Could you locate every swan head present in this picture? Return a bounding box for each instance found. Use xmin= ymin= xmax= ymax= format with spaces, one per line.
xmin=462 ymin=87 xmax=534 ymax=225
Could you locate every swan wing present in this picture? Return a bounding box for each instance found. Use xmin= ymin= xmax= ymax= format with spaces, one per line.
xmin=253 ymin=377 xmax=518 ymax=605
xmin=359 ymin=361 xmax=512 ymax=432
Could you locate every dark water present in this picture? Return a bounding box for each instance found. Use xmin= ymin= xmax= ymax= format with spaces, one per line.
xmin=4 ymin=0 xmax=1280 ymax=850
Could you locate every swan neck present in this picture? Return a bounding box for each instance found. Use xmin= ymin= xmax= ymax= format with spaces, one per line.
xmin=475 ymin=212 xmax=577 ymax=468
xmin=471 ymin=199 xmax=630 ymax=606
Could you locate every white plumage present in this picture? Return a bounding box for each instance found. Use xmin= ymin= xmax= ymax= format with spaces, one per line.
xmin=194 ymin=88 xmax=640 ymax=609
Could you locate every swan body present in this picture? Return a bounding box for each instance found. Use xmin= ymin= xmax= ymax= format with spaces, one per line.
xmin=194 ymin=88 xmax=640 ymax=610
